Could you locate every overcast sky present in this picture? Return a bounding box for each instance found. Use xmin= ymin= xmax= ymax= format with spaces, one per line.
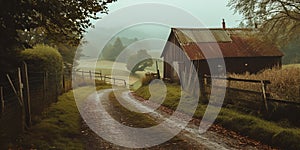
xmin=105 ymin=0 xmax=242 ymax=28
xmin=82 ymin=1 xmax=243 ymax=58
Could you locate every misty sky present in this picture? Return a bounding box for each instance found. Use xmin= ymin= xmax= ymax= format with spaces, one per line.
xmin=82 ymin=0 xmax=243 ymax=58
xmin=103 ymin=0 xmax=242 ymax=28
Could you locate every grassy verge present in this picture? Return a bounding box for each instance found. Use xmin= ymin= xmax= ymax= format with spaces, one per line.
xmin=107 ymin=92 xmax=158 ymax=128
xmin=10 ymin=84 xmax=111 ymax=149
xmin=135 ymin=83 xmax=300 ymax=150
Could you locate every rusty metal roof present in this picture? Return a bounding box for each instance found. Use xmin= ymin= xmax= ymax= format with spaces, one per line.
xmin=168 ymin=28 xmax=283 ymax=60
xmin=174 ymin=28 xmax=232 ymax=43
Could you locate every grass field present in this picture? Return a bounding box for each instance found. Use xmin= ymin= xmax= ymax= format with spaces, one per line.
xmin=283 ymin=63 xmax=300 ymax=68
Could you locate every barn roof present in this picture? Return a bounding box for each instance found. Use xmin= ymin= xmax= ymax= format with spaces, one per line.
xmin=163 ymin=28 xmax=283 ymax=60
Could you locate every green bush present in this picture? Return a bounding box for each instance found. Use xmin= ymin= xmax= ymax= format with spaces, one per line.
xmin=21 ymin=44 xmax=63 ymax=74
xmin=141 ymin=73 xmax=157 ymax=86
xmin=21 ymin=44 xmax=63 ymax=86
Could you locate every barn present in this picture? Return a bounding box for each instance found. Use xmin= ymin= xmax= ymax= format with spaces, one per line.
xmin=161 ymin=27 xmax=284 ymax=81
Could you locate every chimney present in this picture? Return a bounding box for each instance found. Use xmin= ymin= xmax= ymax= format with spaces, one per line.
xmin=222 ymin=19 xmax=226 ymax=30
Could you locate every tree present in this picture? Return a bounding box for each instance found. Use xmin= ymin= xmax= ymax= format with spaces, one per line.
xmin=228 ymin=0 xmax=300 ymax=45
xmin=101 ymin=43 xmax=114 ymax=60
xmin=101 ymin=37 xmax=126 ymax=61
xmin=0 ymin=0 xmax=116 ymax=71
xmin=282 ymin=38 xmax=300 ymax=64
xmin=126 ymin=49 xmax=154 ymax=74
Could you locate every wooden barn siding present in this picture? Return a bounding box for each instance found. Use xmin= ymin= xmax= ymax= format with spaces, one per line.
xmin=163 ymin=33 xmax=175 ymax=79
xmin=193 ymin=56 xmax=282 ymax=75
xmin=163 ymin=30 xmax=282 ymax=79
xmin=164 ymin=48 xmax=282 ymax=79
xmin=163 ymin=33 xmax=190 ymax=80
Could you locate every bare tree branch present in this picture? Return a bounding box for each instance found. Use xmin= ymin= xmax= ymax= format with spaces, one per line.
xmin=228 ymin=0 xmax=300 ymax=45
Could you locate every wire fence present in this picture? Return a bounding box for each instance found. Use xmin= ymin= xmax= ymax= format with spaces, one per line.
xmin=0 ymin=63 xmax=73 ymax=145
xmin=0 ymin=65 xmax=128 ymax=145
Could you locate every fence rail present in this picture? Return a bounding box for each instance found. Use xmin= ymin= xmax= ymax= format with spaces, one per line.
xmin=74 ymin=70 xmax=127 ymax=87
xmin=204 ymin=75 xmax=271 ymax=84
xmin=267 ymin=98 xmax=300 ymax=105
xmin=203 ymin=75 xmax=300 ymax=112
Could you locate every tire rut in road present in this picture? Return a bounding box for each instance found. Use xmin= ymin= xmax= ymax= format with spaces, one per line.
xmin=80 ymin=89 xmax=275 ymax=150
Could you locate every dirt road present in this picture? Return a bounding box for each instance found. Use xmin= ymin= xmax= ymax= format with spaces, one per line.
xmin=80 ymin=89 xmax=275 ymax=150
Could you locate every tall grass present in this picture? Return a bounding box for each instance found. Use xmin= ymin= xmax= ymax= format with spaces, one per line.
xmin=229 ymin=67 xmax=300 ymax=101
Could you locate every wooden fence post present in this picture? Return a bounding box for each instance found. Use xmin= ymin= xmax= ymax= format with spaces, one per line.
xmin=23 ymin=62 xmax=31 ymax=127
xmin=100 ymin=72 xmax=103 ymax=81
xmin=227 ymin=80 xmax=231 ymax=88
xmin=18 ymin=68 xmax=26 ymax=131
xmin=6 ymin=74 xmax=22 ymax=106
xmin=89 ymin=71 xmax=92 ymax=80
xmin=199 ymin=74 xmax=206 ymax=100
xmin=82 ymin=71 xmax=84 ymax=80
xmin=261 ymin=80 xmax=268 ymax=112
xmin=18 ymin=68 xmax=24 ymax=104
xmin=1 ymin=87 xmax=4 ymax=116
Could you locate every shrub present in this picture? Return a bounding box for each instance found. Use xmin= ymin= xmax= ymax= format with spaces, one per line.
xmin=21 ymin=44 xmax=63 ymax=74
xmin=141 ymin=73 xmax=157 ymax=85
